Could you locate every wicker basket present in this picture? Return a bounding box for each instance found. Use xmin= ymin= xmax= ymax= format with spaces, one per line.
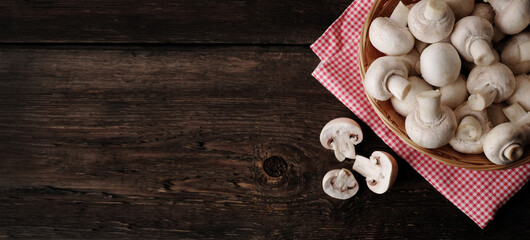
xmin=358 ymin=0 xmax=530 ymax=170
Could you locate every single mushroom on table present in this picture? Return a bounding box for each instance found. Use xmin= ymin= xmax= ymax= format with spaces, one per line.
xmin=408 ymin=0 xmax=455 ymax=43
xmin=391 ymin=76 xmax=433 ymax=117
xmin=405 ymin=90 xmax=457 ymax=149
xmin=420 ymin=42 xmax=461 ymax=87
xmin=449 ymin=102 xmax=493 ymax=154
xmin=364 ymin=56 xmax=411 ymax=101
xmin=467 ymin=62 xmax=515 ymax=111
xmin=450 ymin=16 xmax=495 ymax=66
xmin=320 ymin=118 xmax=363 ymax=162
xmin=322 ymin=169 xmax=359 ymax=199
xmin=485 ymin=0 xmax=530 ymax=35
xmin=501 ymin=30 xmax=530 ymax=75
xmin=369 ymin=16 xmax=415 ymax=56
xmin=352 ymin=151 xmax=398 ymax=194
xmin=507 ymin=74 xmax=530 ymax=111
xmin=483 ymin=103 xmax=530 ymax=165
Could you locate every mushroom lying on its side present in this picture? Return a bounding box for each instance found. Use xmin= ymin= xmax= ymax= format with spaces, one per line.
xmin=364 ymin=56 xmax=411 ymax=101
xmin=449 ymin=102 xmax=492 ymax=154
xmin=467 ymin=62 xmax=515 ymax=111
xmin=451 ymin=16 xmax=495 ymax=66
xmin=369 ymin=17 xmax=415 ymax=56
xmin=322 ymin=169 xmax=359 ymax=199
xmin=485 ymin=0 xmax=530 ymax=35
xmin=352 ymin=151 xmax=398 ymax=194
xmin=483 ymin=103 xmax=530 ymax=165
xmin=320 ymin=118 xmax=364 ymax=162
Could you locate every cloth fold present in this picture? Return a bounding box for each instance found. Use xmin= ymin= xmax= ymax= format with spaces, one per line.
xmin=311 ymin=0 xmax=530 ymax=228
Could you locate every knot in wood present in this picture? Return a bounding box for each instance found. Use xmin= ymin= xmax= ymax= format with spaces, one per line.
xmin=262 ymin=156 xmax=288 ymax=177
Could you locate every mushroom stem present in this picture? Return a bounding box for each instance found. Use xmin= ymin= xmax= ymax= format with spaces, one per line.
xmin=469 ymin=39 xmax=495 ymax=66
xmin=503 ymin=103 xmax=527 ymax=122
xmin=503 ymin=143 xmax=524 ymax=161
xmin=352 ymin=155 xmax=380 ymax=185
xmin=417 ymin=90 xmax=442 ymax=124
xmin=330 ymin=131 xmax=356 ymax=162
xmin=456 ymin=116 xmax=483 ymax=141
xmin=424 ymin=0 xmax=447 ymax=21
xmin=468 ymin=85 xmax=497 ymax=111
xmin=334 ymin=169 xmax=354 ymax=191
xmin=387 ymin=75 xmax=411 ymax=100
xmin=520 ymin=41 xmax=530 ymax=62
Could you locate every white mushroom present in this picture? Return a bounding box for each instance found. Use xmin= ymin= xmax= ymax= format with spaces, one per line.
xmin=369 ymin=17 xmax=415 ymax=56
xmin=364 ymin=56 xmax=411 ymax=101
xmin=487 ymin=103 xmax=509 ymax=126
xmin=483 ymin=103 xmax=530 ymax=165
xmin=439 ymin=74 xmax=469 ymax=109
xmin=485 ymin=0 xmax=530 ymax=35
xmin=320 ymin=118 xmax=364 ymax=162
xmin=450 ymin=16 xmax=495 ymax=66
xmin=408 ymin=0 xmax=455 ymax=43
xmin=391 ymin=76 xmax=433 ymax=117
xmin=507 ymin=74 xmax=530 ymax=111
xmin=449 ymin=102 xmax=492 ymax=154
xmin=444 ymin=0 xmax=474 ymax=20
xmin=322 ymin=169 xmax=359 ymax=199
xmin=471 ymin=3 xmax=495 ymax=23
xmin=405 ymin=90 xmax=457 ymax=149
xmin=390 ymin=1 xmax=410 ymax=27
xmin=467 ymin=62 xmax=515 ymax=111
xmin=352 ymin=151 xmax=398 ymax=194
xmin=420 ymin=43 xmax=461 ymax=87
xmin=500 ymin=30 xmax=530 ymax=75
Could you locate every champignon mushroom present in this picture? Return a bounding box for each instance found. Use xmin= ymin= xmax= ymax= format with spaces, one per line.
xmin=471 ymin=3 xmax=495 ymax=24
xmin=444 ymin=0 xmax=474 ymax=20
xmin=450 ymin=16 xmax=495 ymax=66
xmin=483 ymin=103 xmax=530 ymax=165
xmin=352 ymin=151 xmax=398 ymax=194
xmin=320 ymin=118 xmax=363 ymax=162
xmin=420 ymin=43 xmax=461 ymax=87
xmin=439 ymin=74 xmax=469 ymax=109
xmin=405 ymin=90 xmax=457 ymax=149
xmin=369 ymin=17 xmax=415 ymax=56
xmin=408 ymin=0 xmax=455 ymax=43
xmin=467 ymin=62 xmax=516 ymax=111
xmin=485 ymin=0 xmax=530 ymax=35
xmin=322 ymin=169 xmax=359 ymax=199
xmin=501 ymin=30 xmax=530 ymax=75
xmin=364 ymin=56 xmax=411 ymax=101
xmin=507 ymin=74 xmax=530 ymax=111
xmin=391 ymin=76 xmax=434 ymax=117
xmin=449 ymin=102 xmax=492 ymax=154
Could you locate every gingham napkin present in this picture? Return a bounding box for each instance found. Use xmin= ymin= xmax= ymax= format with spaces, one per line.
xmin=311 ymin=0 xmax=530 ymax=228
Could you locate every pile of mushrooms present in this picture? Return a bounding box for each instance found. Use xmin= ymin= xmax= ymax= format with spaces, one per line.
xmin=365 ymin=0 xmax=530 ymax=165
xmin=320 ymin=118 xmax=398 ymax=199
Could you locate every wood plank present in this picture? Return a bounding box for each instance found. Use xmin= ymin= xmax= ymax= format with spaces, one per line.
xmin=0 ymin=46 xmax=529 ymax=238
xmin=0 ymin=0 xmax=351 ymax=44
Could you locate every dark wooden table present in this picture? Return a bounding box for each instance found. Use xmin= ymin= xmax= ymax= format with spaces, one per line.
xmin=0 ymin=0 xmax=529 ymax=238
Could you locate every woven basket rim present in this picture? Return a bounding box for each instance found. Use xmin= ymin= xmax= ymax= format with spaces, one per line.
xmin=357 ymin=0 xmax=530 ymax=171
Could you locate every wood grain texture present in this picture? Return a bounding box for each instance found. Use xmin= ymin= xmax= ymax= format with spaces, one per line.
xmin=0 ymin=0 xmax=350 ymax=44
xmin=0 ymin=46 xmax=529 ymax=238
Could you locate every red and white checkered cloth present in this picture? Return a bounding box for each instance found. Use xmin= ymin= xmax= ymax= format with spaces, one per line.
xmin=311 ymin=0 xmax=530 ymax=228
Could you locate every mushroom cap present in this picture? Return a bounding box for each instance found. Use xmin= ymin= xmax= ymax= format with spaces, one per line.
xmin=444 ymin=0 xmax=474 ymax=20
xmin=501 ymin=30 xmax=530 ymax=75
xmin=391 ymin=76 xmax=433 ymax=117
xmin=320 ymin=118 xmax=363 ymax=161
xmin=368 ymin=17 xmax=415 ymax=56
xmin=449 ymin=102 xmax=492 ymax=154
xmin=408 ymin=0 xmax=455 ymax=43
xmin=322 ymin=169 xmax=359 ymax=199
xmin=492 ymin=0 xmax=530 ymax=35
xmin=467 ymin=62 xmax=516 ymax=103
xmin=471 ymin=3 xmax=495 ymax=24
xmin=364 ymin=56 xmax=409 ymax=101
xmin=366 ymin=151 xmax=398 ymax=194
xmin=439 ymin=74 xmax=468 ymax=110
xmin=420 ymin=43 xmax=461 ymax=87
xmin=405 ymin=104 xmax=457 ymax=149
xmin=507 ymin=74 xmax=530 ymax=111
xmin=450 ymin=16 xmax=494 ymax=64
